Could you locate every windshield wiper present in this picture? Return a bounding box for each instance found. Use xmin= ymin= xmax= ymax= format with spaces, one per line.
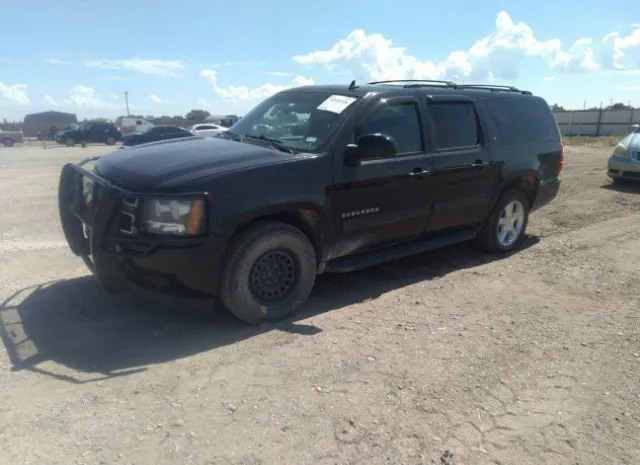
xmin=218 ymin=130 xmax=244 ymax=142
xmin=242 ymin=134 xmax=295 ymax=154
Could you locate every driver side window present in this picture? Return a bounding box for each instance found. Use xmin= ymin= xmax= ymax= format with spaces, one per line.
xmin=358 ymin=102 xmax=424 ymax=156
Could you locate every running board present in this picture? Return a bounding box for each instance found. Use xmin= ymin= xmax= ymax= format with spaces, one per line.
xmin=325 ymin=229 xmax=477 ymax=273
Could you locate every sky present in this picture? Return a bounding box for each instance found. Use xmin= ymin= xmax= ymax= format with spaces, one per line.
xmin=1 ymin=0 xmax=639 ymax=121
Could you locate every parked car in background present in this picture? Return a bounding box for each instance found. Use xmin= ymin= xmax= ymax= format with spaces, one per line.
xmin=121 ymin=125 xmax=194 ymax=146
xmin=115 ymin=116 xmax=155 ymax=135
xmin=189 ymin=123 xmax=228 ymax=137
xmin=0 ymin=129 xmax=24 ymax=147
xmin=55 ymin=121 xmax=121 ymax=146
xmin=607 ymin=123 xmax=640 ymax=183
xmin=36 ymin=125 xmax=60 ymax=141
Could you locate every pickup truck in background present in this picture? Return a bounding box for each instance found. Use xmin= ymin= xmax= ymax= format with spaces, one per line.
xmin=0 ymin=129 xmax=24 ymax=147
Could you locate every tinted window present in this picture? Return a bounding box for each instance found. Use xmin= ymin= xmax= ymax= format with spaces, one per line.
xmin=360 ymin=102 xmax=423 ymax=154
xmin=165 ymin=127 xmax=186 ymax=135
xmin=427 ymin=102 xmax=479 ymax=150
xmin=148 ymin=127 xmax=164 ymax=135
xmin=485 ymin=97 xmax=560 ymax=145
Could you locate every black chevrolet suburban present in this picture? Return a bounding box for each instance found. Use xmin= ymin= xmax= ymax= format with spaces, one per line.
xmin=58 ymin=80 xmax=563 ymax=324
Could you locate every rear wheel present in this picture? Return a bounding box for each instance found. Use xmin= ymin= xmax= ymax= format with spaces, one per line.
xmin=105 ymin=135 xmax=116 ymax=145
xmin=2 ymin=138 xmax=14 ymax=147
xmin=219 ymin=221 xmax=317 ymax=325
xmin=476 ymin=189 xmax=530 ymax=253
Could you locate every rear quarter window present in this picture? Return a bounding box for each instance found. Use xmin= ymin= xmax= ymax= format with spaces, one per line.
xmin=485 ymin=97 xmax=560 ymax=145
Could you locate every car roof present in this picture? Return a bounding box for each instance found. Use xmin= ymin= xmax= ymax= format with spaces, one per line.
xmin=281 ymin=81 xmax=539 ymax=101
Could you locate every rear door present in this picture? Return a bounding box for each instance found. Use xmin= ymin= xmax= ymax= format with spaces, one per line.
xmin=163 ymin=126 xmax=190 ymax=140
xmin=329 ymin=96 xmax=435 ymax=258
xmin=86 ymin=123 xmax=107 ymax=142
xmin=423 ymin=95 xmax=500 ymax=232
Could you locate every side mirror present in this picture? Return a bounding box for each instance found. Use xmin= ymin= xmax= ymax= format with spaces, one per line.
xmin=632 ymin=123 xmax=640 ymax=133
xmin=344 ymin=133 xmax=398 ymax=166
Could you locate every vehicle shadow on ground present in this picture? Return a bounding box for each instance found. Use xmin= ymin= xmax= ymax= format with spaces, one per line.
xmin=601 ymin=180 xmax=640 ymax=194
xmin=0 ymin=236 xmax=539 ymax=384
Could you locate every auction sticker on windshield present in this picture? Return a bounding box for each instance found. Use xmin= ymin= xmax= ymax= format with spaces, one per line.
xmin=317 ymin=95 xmax=357 ymax=114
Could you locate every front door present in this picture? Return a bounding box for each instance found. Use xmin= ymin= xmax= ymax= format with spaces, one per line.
xmin=329 ymin=97 xmax=435 ymax=258
xmin=423 ymin=95 xmax=500 ymax=232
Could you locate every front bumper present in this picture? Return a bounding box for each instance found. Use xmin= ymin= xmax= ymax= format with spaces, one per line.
xmin=608 ymin=154 xmax=640 ymax=181
xmin=58 ymin=158 xmax=226 ymax=299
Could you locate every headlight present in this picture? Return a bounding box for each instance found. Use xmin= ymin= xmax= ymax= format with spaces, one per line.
xmin=82 ymin=176 xmax=94 ymax=206
xmin=612 ymin=143 xmax=629 ymax=157
xmin=140 ymin=199 xmax=206 ymax=236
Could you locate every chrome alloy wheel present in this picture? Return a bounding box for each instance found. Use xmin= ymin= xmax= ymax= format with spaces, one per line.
xmin=497 ymin=200 xmax=525 ymax=247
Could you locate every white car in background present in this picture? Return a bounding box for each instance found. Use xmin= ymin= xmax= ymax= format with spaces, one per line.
xmin=190 ymin=123 xmax=228 ymax=137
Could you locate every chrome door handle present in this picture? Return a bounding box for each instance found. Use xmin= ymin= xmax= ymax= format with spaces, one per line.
xmin=408 ymin=168 xmax=430 ymax=177
xmin=470 ymin=160 xmax=490 ymax=168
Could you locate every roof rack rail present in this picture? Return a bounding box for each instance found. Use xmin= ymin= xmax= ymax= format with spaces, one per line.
xmin=367 ymin=79 xmax=458 ymax=88
xmin=456 ymin=84 xmax=532 ymax=95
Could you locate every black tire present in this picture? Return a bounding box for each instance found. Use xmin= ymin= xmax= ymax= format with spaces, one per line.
xmin=3 ymin=138 xmax=15 ymax=147
xmin=219 ymin=221 xmax=318 ymax=325
xmin=475 ymin=189 xmax=530 ymax=253
xmin=105 ymin=135 xmax=116 ymax=145
xmin=65 ymin=137 xmax=75 ymax=147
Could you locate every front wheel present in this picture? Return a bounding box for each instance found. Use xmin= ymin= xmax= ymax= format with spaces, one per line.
xmin=476 ymin=189 xmax=530 ymax=253
xmin=219 ymin=221 xmax=318 ymax=325
xmin=2 ymin=138 xmax=15 ymax=147
xmin=65 ymin=137 xmax=75 ymax=147
xmin=105 ymin=135 xmax=116 ymax=145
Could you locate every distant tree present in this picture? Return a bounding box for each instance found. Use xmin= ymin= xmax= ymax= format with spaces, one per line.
xmin=606 ymin=102 xmax=632 ymax=110
xmin=185 ymin=109 xmax=210 ymax=121
xmin=550 ymin=103 xmax=565 ymax=111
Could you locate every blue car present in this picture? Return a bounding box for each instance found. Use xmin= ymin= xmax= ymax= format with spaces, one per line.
xmin=608 ymin=124 xmax=640 ymax=183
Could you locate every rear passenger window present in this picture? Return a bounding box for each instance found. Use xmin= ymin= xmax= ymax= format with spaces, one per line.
xmin=360 ymin=102 xmax=423 ymax=155
xmin=427 ymin=102 xmax=480 ymax=150
xmin=485 ymin=98 xmax=560 ymax=145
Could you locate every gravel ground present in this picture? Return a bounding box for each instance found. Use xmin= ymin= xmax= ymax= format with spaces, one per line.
xmin=0 ymin=143 xmax=639 ymax=465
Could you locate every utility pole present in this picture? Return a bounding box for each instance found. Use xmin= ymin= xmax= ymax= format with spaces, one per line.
xmin=124 ymin=91 xmax=130 ymax=116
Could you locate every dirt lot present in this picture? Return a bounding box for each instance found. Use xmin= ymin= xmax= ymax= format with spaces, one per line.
xmin=1 ymin=143 xmax=639 ymax=465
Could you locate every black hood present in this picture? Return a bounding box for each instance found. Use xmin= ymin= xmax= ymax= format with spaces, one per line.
xmin=95 ymin=136 xmax=307 ymax=190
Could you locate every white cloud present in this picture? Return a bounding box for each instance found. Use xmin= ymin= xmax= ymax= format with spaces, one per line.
xmin=196 ymin=98 xmax=211 ymax=108
xmin=0 ymin=82 xmax=31 ymax=105
xmin=199 ymin=69 xmax=314 ymax=102
xmin=147 ymin=94 xmax=166 ymax=104
xmin=602 ymin=26 xmax=640 ymax=70
xmin=44 ymin=58 xmax=71 ymax=65
xmin=43 ymin=95 xmax=58 ymax=106
xmin=549 ymin=38 xmax=599 ymax=72
xmin=83 ymin=58 xmax=185 ymax=77
xmin=293 ymin=11 xmax=599 ymax=81
xmin=263 ymin=71 xmax=296 ymax=77
xmin=63 ymin=85 xmax=116 ymax=109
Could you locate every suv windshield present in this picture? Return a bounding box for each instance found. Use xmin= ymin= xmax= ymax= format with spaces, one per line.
xmin=225 ymin=91 xmax=360 ymax=153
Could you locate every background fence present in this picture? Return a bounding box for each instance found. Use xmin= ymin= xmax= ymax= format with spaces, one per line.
xmin=553 ymin=108 xmax=639 ymax=137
